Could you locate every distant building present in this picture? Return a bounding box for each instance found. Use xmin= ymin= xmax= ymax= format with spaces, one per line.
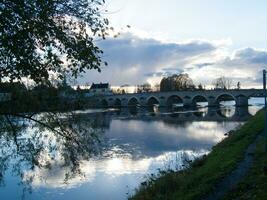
xmin=85 ymin=83 xmax=113 ymax=97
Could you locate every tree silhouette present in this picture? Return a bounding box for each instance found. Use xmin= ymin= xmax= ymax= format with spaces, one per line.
xmin=0 ymin=0 xmax=110 ymax=83
xmin=212 ymin=76 xmax=233 ymax=90
xmin=160 ymin=74 xmax=195 ymax=92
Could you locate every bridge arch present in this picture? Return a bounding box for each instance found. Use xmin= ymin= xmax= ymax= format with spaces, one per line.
xmin=216 ymin=93 xmax=236 ymax=106
xmin=192 ymin=95 xmax=208 ymax=106
xmin=114 ymin=98 xmax=122 ymax=107
xmin=128 ymin=97 xmax=139 ymax=107
xmin=146 ymin=96 xmax=160 ymax=106
xmin=166 ymin=95 xmax=183 ymax=107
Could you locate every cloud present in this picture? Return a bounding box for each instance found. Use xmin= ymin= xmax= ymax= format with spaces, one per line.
xmin=77 ymin=31 xmax=267 ymax=88
xmin=77 ymin=32 xmax=217 ymax=86
xmin=234 ymin=48 xmax=267 ymax=64
xmin=190 ymin=47 xmax=267 ymax=87
xmin=194 ymin=62 xmax=215 ymax=69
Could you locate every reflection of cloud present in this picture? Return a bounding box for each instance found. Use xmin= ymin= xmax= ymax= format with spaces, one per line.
xmin=186 ymin=122 xmax=227 ymax=143
xmin=106 ymin=119 xmax=240 ymax=157
xmin=21 ymin=109 xmax=242 ymax=190
xmin=248 ymin=98 xmax=264 ymax=115
xmin=23 ymin=150 xmax=207 ymax=189
xmin=99 ymin=157 xmax=151 ymax=175
xmin=23 ymin=160 xmax=96 ymax=189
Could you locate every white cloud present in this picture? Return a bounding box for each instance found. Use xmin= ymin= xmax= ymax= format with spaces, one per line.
xmin=78 ymin=32 xmax=217 ymax=86
xmin=77 ymin=31 xmax=267 ymax=88
xmin=193 ymin=47 xmax=267 ymax=88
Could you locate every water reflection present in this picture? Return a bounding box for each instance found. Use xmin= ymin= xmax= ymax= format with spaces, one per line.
xmin=24 ymin=150 xmax=208 ymax=189
xmin=193 ymin=107 xmax=208 ymax=117
xmin=0 ymin=104 xmax=263 ymax=200
xmin=0 ymin=113 xmax=106 ymax=194
xmin=115 ymin=106 xmax=252 ymax=122
xmin=217 ymin=106 xmax=236 ymax=118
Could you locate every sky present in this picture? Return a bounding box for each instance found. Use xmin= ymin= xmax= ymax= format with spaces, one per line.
xmin=78 ymin=0 xmax=267 ymax=88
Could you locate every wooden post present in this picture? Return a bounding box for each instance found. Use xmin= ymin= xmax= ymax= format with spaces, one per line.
xmin=263 ymin=70 xmax=267 ymax=152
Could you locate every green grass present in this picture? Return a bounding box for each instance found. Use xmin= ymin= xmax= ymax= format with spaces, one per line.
xmin=130 ymin=110 xmax=264 ymax=200
xmin=223 ymin=136 xmax=267 ymax=200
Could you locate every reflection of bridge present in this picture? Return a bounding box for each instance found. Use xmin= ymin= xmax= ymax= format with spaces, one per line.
xmin=78 ymin=107 xmax=253 ymax=129
xmin=98 ymin=89 xmax=263 ymax=107
xmin=112 ymin=106 xmax=253 ymax=122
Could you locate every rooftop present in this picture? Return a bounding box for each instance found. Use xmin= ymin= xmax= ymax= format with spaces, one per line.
xmin=90 ymin=83 xmax=109 ymax=89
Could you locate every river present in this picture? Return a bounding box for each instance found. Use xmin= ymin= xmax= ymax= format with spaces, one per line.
xmin=0 ymin=98 xmax=264 ymax=200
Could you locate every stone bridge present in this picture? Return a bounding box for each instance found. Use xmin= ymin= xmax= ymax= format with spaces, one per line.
xmin=97 ymin=89 xmax=264 ymax=107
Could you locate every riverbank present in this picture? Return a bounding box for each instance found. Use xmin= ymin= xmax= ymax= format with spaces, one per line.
xmin=130 ymin=109 xmax=265 ymax=200
xmin=223 ymin=134 xmax=267 ymax=200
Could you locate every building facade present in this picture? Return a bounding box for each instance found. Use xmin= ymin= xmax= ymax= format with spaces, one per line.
xmin=85 ymin=83 xmax=113 ymax=97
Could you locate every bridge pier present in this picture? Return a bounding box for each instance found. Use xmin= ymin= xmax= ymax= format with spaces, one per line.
xmin=235 ymin=106 xmax=249 ymax=117
xmin=235 ymin=95 xmax=249 ymax=107
xmin=121 ymin=98 xmax=128 ymax=107
xmin=139 ymin=97 xmax=147 ymax=107
xmin=159 ymin=99 xmax=166 ymax=107
xmin=107 ymin=98 xmax=114 ymax=107
xmin=183 ymin=96 xmax=193 ymax=107
xmin=208 ymin=96 xmax=218 ymax=107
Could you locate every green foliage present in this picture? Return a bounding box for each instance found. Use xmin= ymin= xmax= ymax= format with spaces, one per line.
xmin=130 ymin=110 xmax=264 ymax=200
xmin=223 ymin=138 xmax=267 ymax=200
xmin=0 ymin=0 xmax=110 ymax=83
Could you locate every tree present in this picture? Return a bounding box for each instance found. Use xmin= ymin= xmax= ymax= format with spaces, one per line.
xmin=212 ymin=76 xmax=233 ymax=90
xmin=0 ymin=3 xmax=115 ymax=190
xmin=237 ymin=81 xmax=241 ymax=90
xmin=160 ymin=73 xmax=195 ymax=92
xmin=137 ymin=83 xmax=152 ymax=93
xmin=154 ymin=83 xmax=160 ymax=92
xmin=0 ymin=0 xmax=110 ymax=83
xmin=198 ymin=83 xmax=203 ymax=90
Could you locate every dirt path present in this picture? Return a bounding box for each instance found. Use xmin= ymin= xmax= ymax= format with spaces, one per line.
xmin=201 ymin=134 xmax=262 ymax=200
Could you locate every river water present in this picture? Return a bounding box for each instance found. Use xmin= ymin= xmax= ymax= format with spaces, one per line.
xmin=0 ymin=98 xmax=264 ymax=200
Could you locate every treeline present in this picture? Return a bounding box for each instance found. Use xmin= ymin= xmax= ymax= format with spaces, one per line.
xmin=159 ymin=73 xmax=241 ymax=92
xmin=0 ymin=81 xmax=93 ymax=113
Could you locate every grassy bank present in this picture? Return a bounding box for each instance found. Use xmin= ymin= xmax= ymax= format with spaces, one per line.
xmin=223 ymin=135 xmax=267 ymax=200
xmin=130 ymin=110 xmax=264 ymax=200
